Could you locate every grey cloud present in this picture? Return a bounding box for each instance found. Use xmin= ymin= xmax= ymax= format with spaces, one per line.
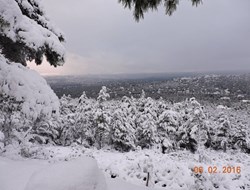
xmin=40 ymin=0 xmax=250 ymax=75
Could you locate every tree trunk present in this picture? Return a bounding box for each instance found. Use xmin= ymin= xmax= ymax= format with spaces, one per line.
xmin=146 ymin=172 xmax=150 ymax=187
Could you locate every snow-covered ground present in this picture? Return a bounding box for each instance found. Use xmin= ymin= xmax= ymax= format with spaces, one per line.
xmin=0 ymin=148 xmax=156 ymax=190
xmin=1 ymin=145 xmax=249 ymax=190
xmin=0 ymin=156 xmax=106 ymax=190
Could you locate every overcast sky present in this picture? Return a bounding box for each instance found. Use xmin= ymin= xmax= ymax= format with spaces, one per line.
xmin=28 ymin=0 xmax=250 ymax=75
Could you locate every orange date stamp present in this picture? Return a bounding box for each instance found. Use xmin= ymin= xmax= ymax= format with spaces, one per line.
xmin=193 ymin=166 xmax=241 ymax=174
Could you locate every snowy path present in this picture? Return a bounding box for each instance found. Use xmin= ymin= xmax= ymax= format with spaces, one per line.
xmin=0 ymin=157 xmax=47 ymax=190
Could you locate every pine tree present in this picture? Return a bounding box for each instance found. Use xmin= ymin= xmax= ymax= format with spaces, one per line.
xmin=178 ymin=98 xmax=208 ymax=154
xmin=0 ymin=0 xmax=65 ymax=66
xmin=75 ymin=92 xmax=95 ymax=146
xmin=111 ymin=104 xmax=136 ymax=151
xmin=0 ymin=0 xmax=65 ymax=149
xmin=212 ymin=112 xmax=231 ymax=152
xmin=57 ymin=95 xmax=77 ymax=146
xmin=94 ymin=87 xmax=111 ymax=149
xmin=135 ymin=92 xmax=157 ymax=148
xmin=157 ymin=109 xmax=180 ymax=153
xmin=118 ymin=0 xmax=203 ymax=21
xmin=97 ymin=86 xmax=110 ymax=103
xmin=60 ymin=94 xmax=76 ymax=115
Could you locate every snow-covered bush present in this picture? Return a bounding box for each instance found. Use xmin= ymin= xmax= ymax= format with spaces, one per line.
xmin=208 ymin=106 xmax=250 ymax=153
xmin=111 ymin=106 xmax=136 ymax=151
xmin=0 ymin=55 xmax=60 ymax=150
xmin=211 ymin=112 xmax=231 ymax=152
xmin=0 ymin=55 xmax=60 ymax=119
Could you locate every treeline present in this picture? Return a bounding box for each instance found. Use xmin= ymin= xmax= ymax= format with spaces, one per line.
xmin=0 ymin=87 xmax=250 ymax=155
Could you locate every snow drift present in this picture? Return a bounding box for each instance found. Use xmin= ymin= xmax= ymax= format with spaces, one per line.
xmin=25 ymin=157 xmax=107 ymax=190
xmin=0 ymin=157 xmax=107 ymax=190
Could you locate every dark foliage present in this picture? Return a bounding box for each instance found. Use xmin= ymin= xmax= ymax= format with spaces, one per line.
xmin=118 ymin=0 xmax=203 ymax=21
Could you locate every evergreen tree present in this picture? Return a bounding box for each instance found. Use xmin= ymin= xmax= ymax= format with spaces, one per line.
xmin=135 ymin=92 xmax=157 ymax=148
xmin=75 ymin=92 xmax=95 ymax=146
xmin=0 ymin=93 xmax=28 ymax=146
xmin=97 ymin=86 xmax=110 ymax=103
xmin=60 ymin=94 xmax=76 ymax=115
xmin=94 ymin=87 xmax=111 ymax=149
xmin=111 ymin=105 xmax=136 ymax=151
xmin=178 ymin=98 xmax=208 ymax=154
xmin=118 ymin=0 xmax=203 ymax=21
xmin=212 ymin=112 xmax=231 ymax=152
xmin=32 ymin=117 xmax=60 ymax=144
xmin=157 ymin=109 xmax=180 ymax=152
xmin=0 ymin=0 xmax=65 ymax=66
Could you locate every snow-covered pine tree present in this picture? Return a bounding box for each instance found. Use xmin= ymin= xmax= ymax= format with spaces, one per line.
xmin=0 ymin=0 xmax=65 ymax=148
xmin=212 ymin=112 xmax=231 ymax=152
xmin=94 ymin=87 xmax=111 ymax=149
xmin=157 ymin=109 xmax=180 ymax=153
xmin=189 ymin=98 xmax=208 ymax=149
xmin=135 ymin=92 xmax=157 ymax=149
xmin=0 ymin=0 xmax=65 ymax=66
xmin=75 ymin=92 xmax=95 ymax=146
xmin=0 ymin=93 xmax=23 ymax=145
xmin=60 ymin=94 xmax=76 ymax=115
xmin=97 ymin=86 xmax=110 ymax=103
xmin=178 ymin=98 xmax=208 ymax=154
xmin=110 ymin=96 xmax=136 ymax=151
xmin=32 ymin=117 xmax=60 ymax=145
xmin=57 ymin=95 xmax=77 ymax=146
xmin=230 ymin=115 xmax=249 ymax=153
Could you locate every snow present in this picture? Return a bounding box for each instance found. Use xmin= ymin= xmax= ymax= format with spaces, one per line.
xmin=88 ymin=149 xmax=250 ymax=190
xmin=217 ymin=105 xmax=228 ymax=110
xmin=107 ymin=178 xmax=156 ymax=190
xmin=0 ymin=132 xmax=4 ymax=150
xmin=241 ymin=100 xmax=250 ymax=103
xmin=1 ymin=145 xmax=250 ymax=190
xmin=0 ymin=55 xmax=59 ymax=119
xmin=0 ymin=157 xmax=47 ymax=190
xmin=220 ymin=97 xmax=230 ymax=100
xmin=0 ymin=131 xmax=4 ymax=141
xmin=25 ymin=157 xmax=106 ymax=190
xmin=0 ymin=154 xmax=156 ymax=190
xmin=213 ymin=91 xmax=220 ymax=95
xmin=237 ymin=94 xmax=244 ymax=98
xmin=0 ymin=157 xmax=107 ymax=190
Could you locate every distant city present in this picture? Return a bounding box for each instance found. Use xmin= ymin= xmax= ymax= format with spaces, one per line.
xmin=45 ymin=72 xmax=250 ymax=106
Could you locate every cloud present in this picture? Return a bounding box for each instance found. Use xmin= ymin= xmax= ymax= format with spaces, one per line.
xmin=28 ymin=52 xmax=132 ymax=75
xmin=37 ymin=0 xmax=250 ymax=75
